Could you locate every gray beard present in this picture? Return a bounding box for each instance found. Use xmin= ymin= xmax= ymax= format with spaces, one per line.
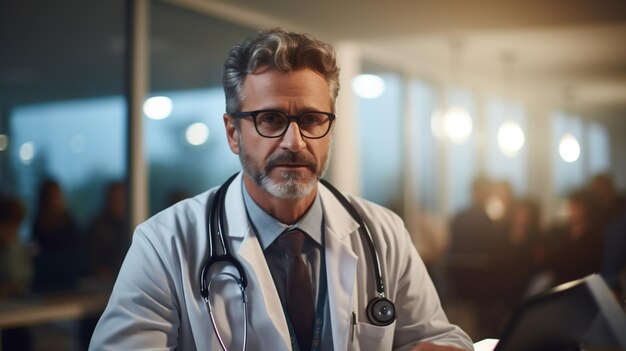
xmin=238 ymin=135 xmax=331 ymax=199
xmin=259 ymin=169 xmax=316 ymax=199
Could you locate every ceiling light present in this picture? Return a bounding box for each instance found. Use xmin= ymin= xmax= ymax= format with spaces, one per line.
xmin=497 ymin=121 xmax=525 ymax=157
xmin=352 ymin=74 xmax=386 ymax=99
xmin=143 ymin=96 xmax=173 ymax=120
xmin=185 ymin=122 xmax=210 ymax=146
xmin=443 ymin=106 xmax=472 ymax=144
xmin=0 ymin=134 xmax=7 ymax=151
xmin=19 ymin=142 xmax=35 ymax=165
xmin=559 ymin=133 xmax=580 ymax=163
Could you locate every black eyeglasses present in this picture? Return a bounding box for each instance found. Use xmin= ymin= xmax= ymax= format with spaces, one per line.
xmin=230 ymin=109 xmax=336 ymax=139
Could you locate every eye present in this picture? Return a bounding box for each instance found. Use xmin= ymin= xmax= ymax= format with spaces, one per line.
xmin=299 ymin=113 xmax=326 ymax=126
xmin=257 ymin=111 xmax=286 ymax=126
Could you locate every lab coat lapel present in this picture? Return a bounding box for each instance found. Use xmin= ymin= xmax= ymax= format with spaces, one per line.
xmin=320 ymin=185 xmax=359 ymax=351
xmin=224 ymin=174 xmax=291 ymax=350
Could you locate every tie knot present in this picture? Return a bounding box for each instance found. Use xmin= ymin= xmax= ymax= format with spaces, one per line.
xmin=276 ymin=229 xmax=306 ymax=257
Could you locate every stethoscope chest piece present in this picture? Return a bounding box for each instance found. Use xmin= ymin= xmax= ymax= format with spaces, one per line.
xmin=366 ymin=296 xmax=396 ymax=326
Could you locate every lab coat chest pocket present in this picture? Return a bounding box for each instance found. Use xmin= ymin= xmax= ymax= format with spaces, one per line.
xmin=351 ymin=320 xmax=396 ymax=351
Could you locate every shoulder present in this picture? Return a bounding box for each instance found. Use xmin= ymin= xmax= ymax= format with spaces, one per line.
xmin=116 ymin=189 xmax=218 ymax=293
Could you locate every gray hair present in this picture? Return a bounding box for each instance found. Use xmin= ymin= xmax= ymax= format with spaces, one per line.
xmin=223 ymin=28 xmax=340 ymax=115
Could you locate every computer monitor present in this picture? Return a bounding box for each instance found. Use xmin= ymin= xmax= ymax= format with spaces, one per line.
xmin=494 ymin=274 xmax=626 ymax=351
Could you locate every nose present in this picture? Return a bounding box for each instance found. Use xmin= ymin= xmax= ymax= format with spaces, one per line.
xmin=279 ymin=121 xmax=307 ymax=152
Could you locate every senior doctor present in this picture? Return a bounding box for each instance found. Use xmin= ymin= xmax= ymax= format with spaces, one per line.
xmin=89 ymin=28 xmax=473 ymax=351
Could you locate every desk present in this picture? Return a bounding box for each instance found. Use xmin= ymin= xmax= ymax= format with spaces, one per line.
xmin=0 ymin=291 xmax=109 ymax=350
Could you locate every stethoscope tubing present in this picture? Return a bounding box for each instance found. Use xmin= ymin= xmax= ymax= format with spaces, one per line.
xmin=200 ymin=173 xmax=247 ymax=300
xmin=200 ymin=173 xmax=397 ymax=350
xmin=318 ymin=178 xmax=387 ymax=297
xmin=202 ymin=173 xmax=249 ymax=351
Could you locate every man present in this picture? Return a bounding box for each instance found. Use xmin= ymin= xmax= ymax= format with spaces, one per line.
xmin=90 ymin=28 xmax=473 ymax=351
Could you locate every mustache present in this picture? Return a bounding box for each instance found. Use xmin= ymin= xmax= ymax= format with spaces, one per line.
xmin=265 ymin=151 xmax=317 ymax=171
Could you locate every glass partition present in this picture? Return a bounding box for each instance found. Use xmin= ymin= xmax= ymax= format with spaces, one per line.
xmin=586 ymin=121 xmax=610 ymax=176
xmin=9 ymin=99 xmax=126 ymax=231
xmin=551 ymin=111 xmax=585 ymax=196
xmin=445 ymin=88 xmax=478 ymax=214
xmin=408 ymin=80 xmax=442 ymax=212
xmin=0 ymin=0 xmax=128 ymax=348
xmin=485 ymin=95 xmax=528 ymax=196
xmin=146 ymin=2 xmax=256 ymax=215
xmin=0 ymin=0 xmax=127 ymax=241
xmin=355 ymin=72 xmax=404 ymax=212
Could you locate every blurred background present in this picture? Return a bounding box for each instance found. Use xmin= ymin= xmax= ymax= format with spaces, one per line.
xmin=1 ymin=0 xmax=625 ymax=349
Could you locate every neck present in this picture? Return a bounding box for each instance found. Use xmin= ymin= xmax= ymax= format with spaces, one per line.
xmin=243 ymin=175 xmax=317 ymax=224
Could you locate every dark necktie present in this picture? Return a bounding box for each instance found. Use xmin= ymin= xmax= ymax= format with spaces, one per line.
xmin=276 ymin=229 xmax=314 ymax=351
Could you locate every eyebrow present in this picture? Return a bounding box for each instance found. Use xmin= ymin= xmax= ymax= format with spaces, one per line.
xmin=250 ymin=107 xmax=329 ymax=113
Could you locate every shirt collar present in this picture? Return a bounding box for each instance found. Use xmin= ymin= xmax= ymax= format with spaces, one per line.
xmin=242 ymin=182 xmax=323 ymax=250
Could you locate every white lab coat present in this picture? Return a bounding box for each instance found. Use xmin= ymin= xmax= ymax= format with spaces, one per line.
xmin=90 ymin=174 xmax=473 ymax=351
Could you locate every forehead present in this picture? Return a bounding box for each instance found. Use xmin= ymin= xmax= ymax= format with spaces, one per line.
xmin=240 ymin=68 xmax=332 ymax=111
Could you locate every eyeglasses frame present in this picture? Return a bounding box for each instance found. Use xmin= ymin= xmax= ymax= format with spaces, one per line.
xmin=229 ymin=109 xmax=336 ymax=139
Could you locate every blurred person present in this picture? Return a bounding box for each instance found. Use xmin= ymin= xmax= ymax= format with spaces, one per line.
xmin=83 ymin=181 xmax=129 ymax=281
xmin=588 ymin=174 xmax=626 ymax=300
xmin=78 ymin=183 xmax=129 ymax=351
xmin=0 ymin=195 xmax=33 ymax=298
xmin=447 ymin=176 xmax=497 ymax=295
xmin=502 ymin=199 xmax=537 ymax=246
xmin=484 ymin=180 xmax=516 ymax=304
xmin=544 ymin=190 xmax=604 ymax=287
xmin=0 ymin=195 xmax=33 ymax=351
xmin=601 ymin=210 xmax=626 ymax=302
xmin=90 ymin=28 xmax=472 ymax=351
xmin=447 ymin=176 xmax=502 ymax=339
xmin=485 ymin=180 xmax=514 ymax=232
xmin=32 ymin=179 xmax=80 ymax=251
xmin=405 ymin=207 xmax=451 ymax=295
xmin=588 ymin=173 xmax=626 ymax=227
xmin=510 ymin=198 xmax=548 ymax=279
xmin=31 ymin=179 xmax=84 ymax=291
xmin=490 ymin=198 xmax=543 ymax=324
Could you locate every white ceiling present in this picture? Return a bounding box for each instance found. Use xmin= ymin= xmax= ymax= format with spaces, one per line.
xmin=169 ymin=0 xmax=626 ymax=116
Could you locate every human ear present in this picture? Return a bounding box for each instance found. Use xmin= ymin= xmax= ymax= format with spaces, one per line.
xmin=224 ymin=114 xmax=240 ymax=154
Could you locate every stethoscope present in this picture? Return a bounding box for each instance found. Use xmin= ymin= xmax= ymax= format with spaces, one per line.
xmin=200 ymin=173 xmax=396 ymax=350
